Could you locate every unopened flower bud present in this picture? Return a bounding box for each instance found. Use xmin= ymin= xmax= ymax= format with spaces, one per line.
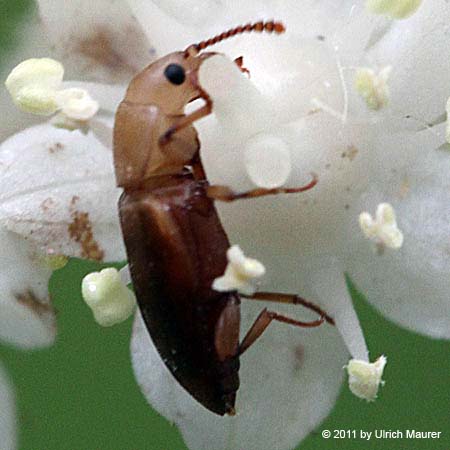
xmin=82 ymin=267 xmax=136 ymax=327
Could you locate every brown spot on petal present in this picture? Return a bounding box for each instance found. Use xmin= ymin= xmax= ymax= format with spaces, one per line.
xmin=398 ymin=176 xmax=410 ymax=199
xmin=70 ymin=195 xmax=80 ymax=206
xmin=40 ymin=197 xmax=56 ymax=212
xmin=68 ymin=206 xmax=104 ymax=261
xmin=75 ymin=27 xmax=140 ymax=78
xmin=341 ymin=145 xmax=359 ymax=161
xmin=48 ymin=142 xmax=64 ymax=154
xmin=376 ymin=242 xmax=386 ymax=256
xmin=15 ymin=290 xmax=53 ymax=317
xmin=293 ymin=344 xmax=305 ymax=371
xmin=307 ymin=108 xmax=321 ymax=116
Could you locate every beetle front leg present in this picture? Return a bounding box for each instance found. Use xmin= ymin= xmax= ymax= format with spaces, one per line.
xmin=206 ymin=173 xmax=318 ymax=202
xmin=238 ymin=308 xmax=325 ymax=356
xmin=234 ymin=56 xmax=250 ymax=76
xmin=159 ymin=97 xmax=212 ymax=146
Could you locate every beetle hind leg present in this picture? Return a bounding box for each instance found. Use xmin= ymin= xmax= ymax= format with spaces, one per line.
xmin=238 ymin=308 xmax=325 ymax=356
xmin=241 ymin=291 xmax=334 ymax=325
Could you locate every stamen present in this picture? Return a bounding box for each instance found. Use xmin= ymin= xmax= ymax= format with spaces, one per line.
xmin=346 ymin=356 xmax=387 ymax=401
xmin=213 ymin=245 xmax=265 ymax=295
xmin=81 ymin=267 xmax=136 ymax=327
xmin=5 ymin=58 xmax=99 ymax=126
xmin=359 ymin=203 xmax=404 ymax=250
xmin=366 ymin=0 xmax=423 ymax=19
xmin=354 ymin=66 xmax=392 ymax=111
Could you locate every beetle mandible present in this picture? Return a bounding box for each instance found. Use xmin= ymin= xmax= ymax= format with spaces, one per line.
xmin=113 ymin=20 xmax=335 ymax=416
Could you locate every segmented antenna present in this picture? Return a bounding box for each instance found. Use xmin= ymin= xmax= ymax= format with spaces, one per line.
xmin=184 ymin=20 xmax=285 ymax=57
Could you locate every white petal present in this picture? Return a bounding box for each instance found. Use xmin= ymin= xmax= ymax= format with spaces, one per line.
xmin=198 ymin=59 xmax=372 ymax=356
xmin=0 ymin=2 xmax=136 ymax=142
xmin=131 ymin=306 xmax=347 ymax=450
xmin=244 ymin=133 xmax=292 ymax=189
xmin=37 ymin=0 xmax=153 ymax=83
xmin=0 ymin=229 xmax=55 ymax=349
xmin=308 ymin=264 xmax=369 ymax=361
xmin=128 ymin=0 xmax=378 ymax=59
xmin=0 ymin=45 xmax=50 ymax=142
xmin=0 ymin=123 xmax=125 ymax=262
xmin=198 ymin=50 xmax=449 ymax=340
xmin=344 ymin=126 xmax=450 ymax=338
xmin=366 ymin=1 xmax=450 ymax=123
xmin=0 ymin=363 xmax=16 ymax=450
xmin=149 ymin=0 xmax=223 ymax=27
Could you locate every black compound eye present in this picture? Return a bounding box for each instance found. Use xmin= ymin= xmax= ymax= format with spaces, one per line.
xmin=164 ymin=63 xmax=186 ymax=85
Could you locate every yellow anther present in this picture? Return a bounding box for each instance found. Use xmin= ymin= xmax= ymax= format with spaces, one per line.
xmin=347 ymin=356 xmax=387 ymax=401
xmin=355 ymin=67 xmax=392 ymax=111
xmin=366 ymin=0 xmax=422 ymax=19
xmin=81 ymin=267 xmax=136 ymax=327
xmin=213 ymin=245 xmax=265 ymax=295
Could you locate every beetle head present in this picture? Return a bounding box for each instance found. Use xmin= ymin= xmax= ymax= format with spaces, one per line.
xmin=114 ymin=21 xmax=285 ymax=188
xmin=124 ymin=20 xmax=285 ymax=115
xmin=124 ymin=50 xmax=213 ymax=115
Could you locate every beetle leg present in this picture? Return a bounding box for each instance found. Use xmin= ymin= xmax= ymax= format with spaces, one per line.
xmin=234 ymin=56 xmax=250 ymax=76
xmin=241 ymin=291 xmax=334 ymax=325
xmin=160 ymin=97 xmax=212 ymax=146
xmin=190 ymin=153 xmax=208 ymax=181
xmin=206 ymin=173 xmax=318 ymax=202
xmin=238 ymin=308 xmax=325 ymax=356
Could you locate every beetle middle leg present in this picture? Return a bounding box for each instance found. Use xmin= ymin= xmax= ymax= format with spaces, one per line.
xmin=238 ymin=308 xmax=326 ymax=356
xmin=206 ymin=173 xmax=318 ymax=202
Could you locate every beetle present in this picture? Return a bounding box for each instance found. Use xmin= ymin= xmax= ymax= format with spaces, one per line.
xmin=113 ymin=20 xmax=335 ymax=416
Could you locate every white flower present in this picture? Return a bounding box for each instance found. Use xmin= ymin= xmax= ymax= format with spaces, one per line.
xmin=445 ymin=97 xmax=450 ymax=144
xmin=0 ymin=227 xmax=61 ymax=450
xmin=1 ymin=0 xmax=449 ymax=449
xmin=0 ymin=1 xmax=148 ymax=447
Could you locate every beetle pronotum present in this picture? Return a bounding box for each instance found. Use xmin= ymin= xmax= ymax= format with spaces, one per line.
xmin=113 ymin=20 xmax=334 ymax=416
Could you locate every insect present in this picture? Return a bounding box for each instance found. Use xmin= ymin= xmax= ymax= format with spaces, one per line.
xmin=113 ymin=20 xmax=335 ymax=416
